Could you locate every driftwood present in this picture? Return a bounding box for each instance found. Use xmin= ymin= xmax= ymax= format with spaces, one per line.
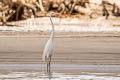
xmin=102 ymin=0 xmax=120 ymax=19
xmin=36 ymin=0 xmax=45 ymax=12
xmin=43 ymin=0 xmax=71 ymax=13
xmin=74 ymin=5 xmax=91 ymax=16
xmin=0 ymin=0 xmax=41 ymax=25
xmin=0 ymin=4 xmax=15 ymax=25
xmin=1 ymin=0 xmax=115 ymax=25
xmin=70 ymin=0 xmax=89 ymax=13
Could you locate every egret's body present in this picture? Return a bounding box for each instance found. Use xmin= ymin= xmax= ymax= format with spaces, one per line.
xmin=43 ymin=12 xmax=54 ymax=73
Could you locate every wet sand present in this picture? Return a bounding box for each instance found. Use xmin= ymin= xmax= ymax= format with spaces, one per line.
xmin=0 ymin=34 xmax=120 ymax=79
xmin=0 ymin=35 xmax=120 ymax=65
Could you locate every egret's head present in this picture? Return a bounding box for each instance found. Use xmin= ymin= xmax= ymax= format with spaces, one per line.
xmin=50 ymin=12 xmax=55 ymax=17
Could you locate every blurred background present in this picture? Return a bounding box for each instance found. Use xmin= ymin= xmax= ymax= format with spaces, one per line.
xmin=0 ymin=0 xmax=120 ymax=26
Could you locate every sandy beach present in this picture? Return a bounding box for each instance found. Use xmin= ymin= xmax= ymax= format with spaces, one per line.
xmin=0 ymin=34 xmax=120 ymax=65
xmin=0 ymin=17 xmax=120 ymax=79
xmin=0 ymin=32 xmax=119 ymax=79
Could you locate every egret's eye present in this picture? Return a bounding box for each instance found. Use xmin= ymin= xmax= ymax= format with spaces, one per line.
xmin=50 ymin=12 xmax=55 ymax=16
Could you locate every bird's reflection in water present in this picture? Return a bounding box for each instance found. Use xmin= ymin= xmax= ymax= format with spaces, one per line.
xmin=44 ymin=71 xmax=53 ymax=80
xmin=0 ymin=71 xmax=119 ymax=80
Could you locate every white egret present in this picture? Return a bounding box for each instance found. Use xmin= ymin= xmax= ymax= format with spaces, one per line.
xmin=43 ymin=12 xmax=55 ymax=73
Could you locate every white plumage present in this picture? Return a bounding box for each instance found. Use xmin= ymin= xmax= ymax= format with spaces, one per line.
xmin=43 ymin=12 xmax=54 ymax=73
xmin=43 ymin=37 xmax=54 ymax=61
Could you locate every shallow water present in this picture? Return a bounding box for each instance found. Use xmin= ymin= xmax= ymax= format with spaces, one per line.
xmin=0 ymin=71 xmax=119 ymax=80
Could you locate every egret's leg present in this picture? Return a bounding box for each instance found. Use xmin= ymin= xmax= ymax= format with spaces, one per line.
xmin=47 ymin=61 xmax=49 ymax=73
xmin=48 ymin=61 xmax=50 ymax=73
xmin=49 ymin=56 xmax=52 ymax=73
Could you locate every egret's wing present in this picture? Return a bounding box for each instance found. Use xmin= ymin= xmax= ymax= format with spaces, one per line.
xmin=43 ymin=39 xmax=53 ymax=61
xmin=43 ymin=39 xmax=50 ymax=61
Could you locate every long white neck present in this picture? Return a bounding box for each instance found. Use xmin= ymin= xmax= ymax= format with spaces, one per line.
xmin=50 ymin=14 xmax=54 ymax=41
